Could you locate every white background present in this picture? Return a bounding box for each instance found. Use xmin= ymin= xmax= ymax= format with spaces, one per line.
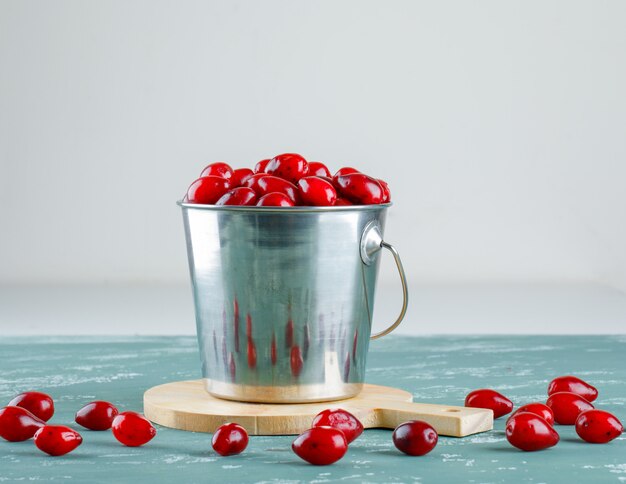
xmin=1 ymin=1 xmax=626 ymax=334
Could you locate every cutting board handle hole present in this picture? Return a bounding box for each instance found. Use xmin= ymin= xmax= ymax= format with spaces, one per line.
xmin=444 ymin=409 xmax=461 ymax=412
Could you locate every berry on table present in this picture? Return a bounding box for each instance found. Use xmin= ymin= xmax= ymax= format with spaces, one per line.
xmin=292 ymin=426 xmax=348 ymax=465
xmin=212 ymin=423 xmax=249 ymax=456
xmin=465 ymin=389 xmax=513 ymax=419
xmin=34 ymin=425 xmax=83 ymax=456
xmin=392 ymin=420 xmax=438 ymax=456
xmin=111 ymin=411 xmax=156 ymax=447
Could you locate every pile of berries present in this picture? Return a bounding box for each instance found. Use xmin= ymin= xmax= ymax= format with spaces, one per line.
xmin=210 ymin=408 xmax=438 ymax=465
xmin=464 ymin=375 xmax=623 ymax=451
xmin=0 ymin=391 xmax=435 ymax=463
xmin=183 ymin=153 xmax=391 ymax=207
xmin=2 ymin=375 xmax=621 ymax=462
xmin=0 ymin=392 xmax=156 ymax=456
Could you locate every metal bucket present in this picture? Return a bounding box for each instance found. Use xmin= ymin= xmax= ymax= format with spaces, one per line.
xmin=179 ymin=202 xmax=408 ymax=403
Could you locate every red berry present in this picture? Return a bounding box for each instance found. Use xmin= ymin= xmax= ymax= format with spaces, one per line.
xmin=7 ymin=391 xmax=54 ymax=422
xmin=509 ymin=403 xmax=554 ymax=427
xmin=575 ymin=409 xmax=623 ymax=443
xmin=290 ymin=346 xmax=303 ymax=377
xmin=334 ymin=198 xmax=352 ymax=206
xmin=392 ymin=420 xmax=438 ymax=456
xmin=548 ymin=376 xmax=598 ymax=402
xmin=308 ymin=161 xmax=331 ymax=177
xmin=298 ymin=176 xmax=337 ymax=206
xmin=292 ymin=426 xmax=348 ymax=465
xmin=111 ymin=411 xmax=156 ymax=447
xmin=506 ymin=412 xmax=559 ymax=451
xmin=465 ymin=389 xmax=513 ymax=419
xmin=230 ymin=168 xmax=254 ymax=187
xmin=265 ymin=153 xmax=309 ymax=184
xmin=244 ymin=173 xmax=267 ymax=193
xmin=186 ymin=176 xmax=230 ymax=204
xmin=546 ymin=392 xmax=594 ymax=425
xmin=378 ymin=179 xmax=391 ymax=203
xmin=200 ymin=162 xmax=233 ymax=179
xmin=312 ymin=409 xmax=363 ymax=443
xmin=257 ymin=176 xmax=299 ymax=203
xmin=317 ymin=175 xmax=334 ymax=184
xmin=254 ymin=158 xmax=271 ymax=173
xmin=216 ymin=187 xmax=258 ymax=206
xmin=75 ymin=401 xmax=119 ymax=431
xmin=335 ymin=173 xmax=384 ymax=205
xmin=257 ymin=192 xmax=295 ymax=207
xmin=332 ymin=167 xmax=360 ymax=182
xmin=34 ymin=425 xmax=82 ymax=456
xmin=0 ymin=406 xmax=45 ymax=442
xmin=212 ymin=423 xmax=249 ymax=456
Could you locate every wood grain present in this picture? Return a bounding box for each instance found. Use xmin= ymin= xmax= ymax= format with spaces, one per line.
xmin=144 ymin=380 xmax=493 ymax=437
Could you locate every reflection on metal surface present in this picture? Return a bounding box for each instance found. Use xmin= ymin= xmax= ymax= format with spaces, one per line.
xmin=180 ymin=203 xmax=407 ymax=402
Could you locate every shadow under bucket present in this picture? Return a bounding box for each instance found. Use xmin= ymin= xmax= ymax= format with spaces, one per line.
xmin=179 ymin=202 xmax=408 ymax=403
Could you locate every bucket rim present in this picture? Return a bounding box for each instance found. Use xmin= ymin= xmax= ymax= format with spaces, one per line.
xmin=177 ymin=200 xmax=392 ymax=213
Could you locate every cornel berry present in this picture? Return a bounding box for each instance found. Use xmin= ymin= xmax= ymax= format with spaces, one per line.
xmin=575 ymin=409 xmax=623 ymax=443
xmin=465 ymin=389 xmax=513 ymax=419
xmin=212 ymin=423 xmax=249 ymax=456
xmin=546 ymin=392 xmax=594 ymax=425
xmin=312 ymin=408 xmax=364 ymax=443
xmin=509 ymin=403 xmax=555 ymax=427
xmin=200 ymin=162 xmax=233 ymax=180
xmin=7 ymin=391 xmax=54 ymax=422
xmin=392 ymin=420 xmax=439 ymax=456
xmin=307 ymin=161 xmax=332 ymax=177
xmin=186 ymin=176 xmax=230 ymax=204
xmin=548 ymin=376 xmax=598 ymax=402
xmin=506 ymin=412 xmax=559 ymax=451
xmin=298 ymin=176 xmax=337 ymax=206
xmin=34 ymin=425 xmax=83 ymax=456
xmin=0 ymin=406 xmax=45 ymax=442
xmin=184 ymin=153 xmax=390 ymax=206
xmin=257 ymin=192 xmax=294 ymax=207
xmin=292 ymin=426 xmax=348 ymax=465
xmin=111 ymin=411 xmax=156 ymax=447
xmin=265 ymin=153 xmax=309 ymax=184
xmin=75 ymin=401 xmax=119 ymax=431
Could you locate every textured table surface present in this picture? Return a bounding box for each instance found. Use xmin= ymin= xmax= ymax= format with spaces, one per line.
xmin=0 ymin=335 xmax=624 ymax=483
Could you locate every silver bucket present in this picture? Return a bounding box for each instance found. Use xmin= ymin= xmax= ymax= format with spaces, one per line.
xmin=179 ymin=202 xmax=408 ymax=403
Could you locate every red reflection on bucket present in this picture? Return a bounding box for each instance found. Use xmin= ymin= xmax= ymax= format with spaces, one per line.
xmin=246 ymin=314 xmax=252 ymax=339
xmin=285 ymin=319 xmax=294 ymax=349
xmin=229 ymin=353 xmax=236 ymax=381
xmin=271 ymin=333 xmax=277 ymax=366
xmin=247 ymin=338 xmax=257 ymax=369
xmin=233 ymin=298 xmax=240 ymax=353
xmin=303 ymin=323 xmax=310 ymax=360
xmin=291 ymin=346 xmax=303 ymax=377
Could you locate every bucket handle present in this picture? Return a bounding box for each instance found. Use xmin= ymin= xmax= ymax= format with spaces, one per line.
xmin=360 ymin=221 xmax=409 ymax=340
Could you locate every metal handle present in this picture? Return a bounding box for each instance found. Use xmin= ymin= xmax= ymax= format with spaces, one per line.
xmin=370 ymin=241 xmax=409 ymax=339
xmin=360 ymin=221 xmax=409 ymax=340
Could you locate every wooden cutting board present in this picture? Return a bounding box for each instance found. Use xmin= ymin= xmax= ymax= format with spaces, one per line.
xmin=144 ymin=380 xmax=492 ymax=437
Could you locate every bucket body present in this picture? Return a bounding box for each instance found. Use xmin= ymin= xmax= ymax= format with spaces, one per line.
xmin=181 ymin=203 xmax=392 ymax=403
